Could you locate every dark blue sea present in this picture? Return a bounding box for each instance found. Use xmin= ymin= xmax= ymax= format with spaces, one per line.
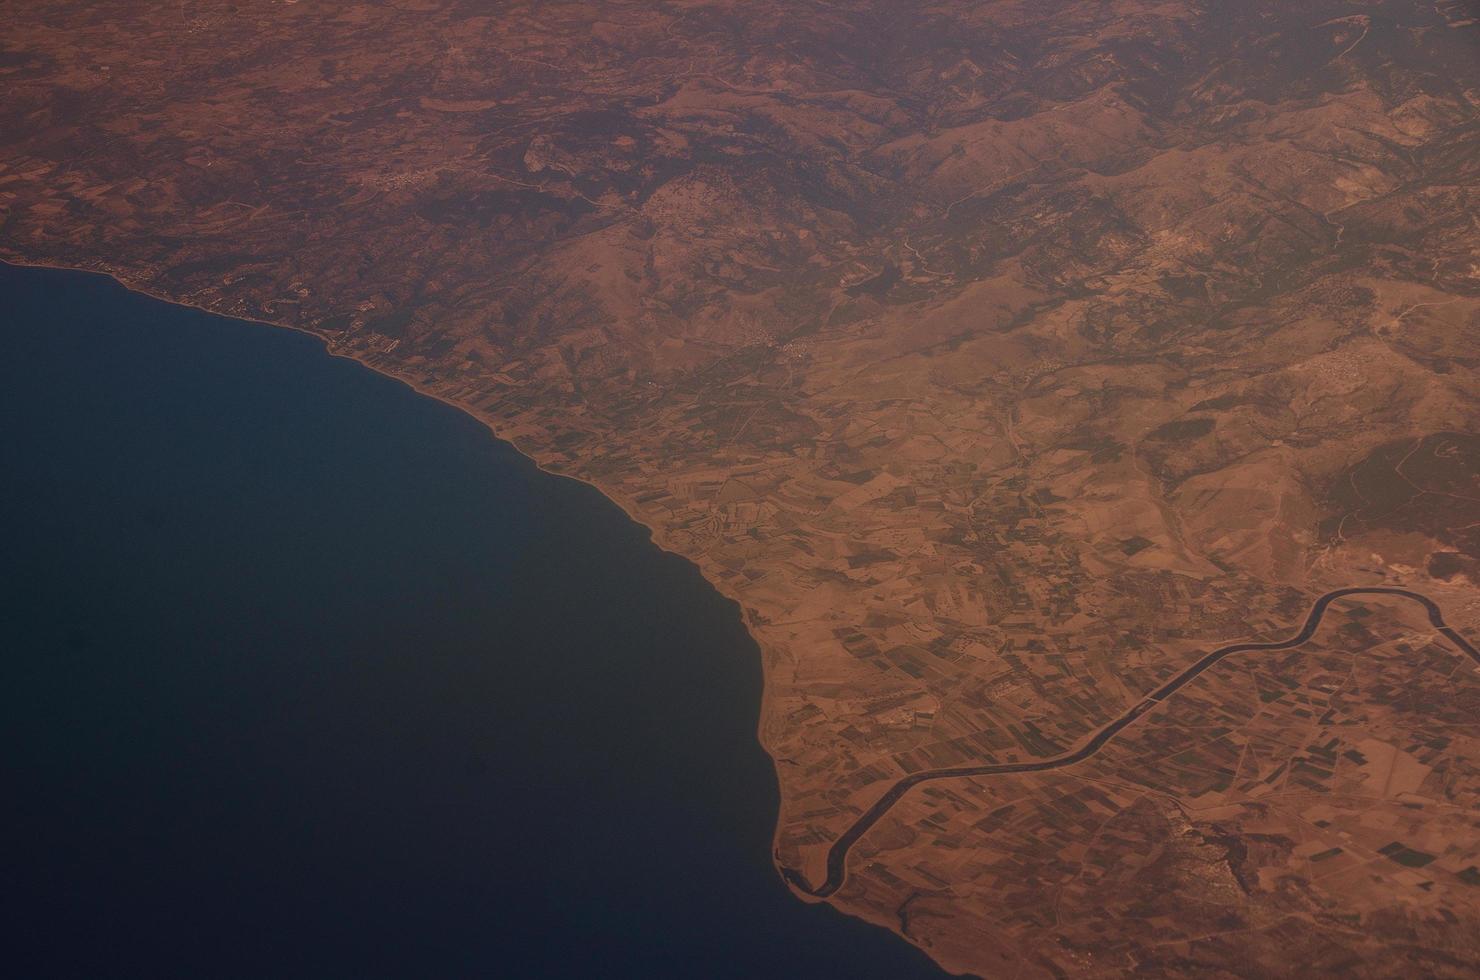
xmin=0 ymin=262 xmax=944 ymax=978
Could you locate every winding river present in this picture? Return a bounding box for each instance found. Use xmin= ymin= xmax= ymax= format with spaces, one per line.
xmin=783 ymin=587 xmax=1480 ymax=899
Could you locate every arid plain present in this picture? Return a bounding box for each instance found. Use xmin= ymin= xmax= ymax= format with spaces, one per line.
xmin=4 ymin=1 xmax=1480 ymax=975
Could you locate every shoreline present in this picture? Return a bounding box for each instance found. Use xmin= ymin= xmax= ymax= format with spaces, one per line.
xmin=14 ymin=255 xmax=1470 ymax=979
xmin=0 ymin=251 xmax=882 ymax=958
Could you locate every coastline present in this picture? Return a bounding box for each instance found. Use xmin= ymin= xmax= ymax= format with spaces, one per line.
xmin=0 ymin=252 xmax=863 ymax=954
xmin=14 ymin=255 xmax=1472 ymax=979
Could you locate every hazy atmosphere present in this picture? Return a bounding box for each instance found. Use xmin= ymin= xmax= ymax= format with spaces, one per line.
xmin=3 ymin=2 xmax=1478 ymax=976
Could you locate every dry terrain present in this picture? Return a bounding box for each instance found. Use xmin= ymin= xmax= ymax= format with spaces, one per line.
xmin=4 ymin=1 xmax=1480 ymax=974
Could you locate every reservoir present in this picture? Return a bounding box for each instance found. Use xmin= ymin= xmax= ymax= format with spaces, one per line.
xmin=0 ymin=262 xmax=944 ymax=977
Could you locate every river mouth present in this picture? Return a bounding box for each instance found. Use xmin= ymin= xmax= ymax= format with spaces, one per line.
xmin=0 ymin=262 xmax=945 ymax=978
